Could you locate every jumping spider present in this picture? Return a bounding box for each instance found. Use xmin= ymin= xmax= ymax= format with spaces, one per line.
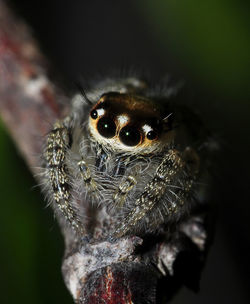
xmin=43 ymin=77 xmax=210 ymax=240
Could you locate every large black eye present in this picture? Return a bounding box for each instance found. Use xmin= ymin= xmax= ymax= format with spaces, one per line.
xmin=90 ymin=110 xmax=98 ymax=120
xmin=97 ymin=117 xmax=116 ymax=138
xmin=119 ymin=126 xmax=141 ymax=146
xmin=146 ymin=130 xmax=157 ymax=140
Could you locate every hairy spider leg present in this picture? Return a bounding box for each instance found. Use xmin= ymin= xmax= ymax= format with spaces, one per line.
xmin=114 ymin=149 xmax=185 ymax=237
xmin=78 ymin=160 xmax=99 ymax=199
xmin=163 ymin=147 xmax=199 ymax=213
xmin=167 ymin=173 xmax=197 ymax=215
xmin=45 ymin=121 xmax=84 ymax=234
xmin=113 ymin=175 xmax=137 ymax=207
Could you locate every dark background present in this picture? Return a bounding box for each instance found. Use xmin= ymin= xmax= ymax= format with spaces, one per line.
xmin=0 ymin=0 xmax=250 ymax=303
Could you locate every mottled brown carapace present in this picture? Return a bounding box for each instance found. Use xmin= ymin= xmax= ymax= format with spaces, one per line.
xmin=89 ymin=92 xmax=174 ymax=154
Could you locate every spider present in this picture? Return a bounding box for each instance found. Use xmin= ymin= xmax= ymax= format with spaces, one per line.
xmin=43 ymin=77 xmax=210 ymax=240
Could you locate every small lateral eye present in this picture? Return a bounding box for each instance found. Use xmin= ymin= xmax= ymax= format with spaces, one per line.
xmin=146 ymin=130 xmax=157 ymax=140
xmin=90 ymin=110 xmax=98 ymax=120
xmin=119 ymin=126 xmax=141 ymax=147
xmin=97 ymin=117 xmax=116 ymax=138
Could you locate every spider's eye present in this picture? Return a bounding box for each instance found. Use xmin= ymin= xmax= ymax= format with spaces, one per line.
xmin=90 ymin=110 xmax=98 ymax=120
xmin=97 ymin=117 xmax=116 ymax=138
xmin=119 ymin=125 xmax=141 ymax=146
xmin=146 ymin=130 xmax=157 ymax=140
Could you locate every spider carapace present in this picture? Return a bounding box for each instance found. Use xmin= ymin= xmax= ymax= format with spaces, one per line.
xmin=43 ymin=77 xmax=209 ymax=240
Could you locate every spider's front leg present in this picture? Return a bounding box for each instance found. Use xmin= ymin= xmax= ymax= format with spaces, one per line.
xmin=114 ymin=148 xmax=199 ymax=238
xmin=44 ymin=120 xmax=85 ymax=235
xmin=113 ymin=165 xmax=140 ymax=208
xmin=78 ymin=160 xmax=98 ymax=197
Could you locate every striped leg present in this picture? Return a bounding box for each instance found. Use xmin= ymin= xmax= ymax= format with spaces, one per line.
xmin=45 ymin=121 xmax=84 ymax=234
xmin=78 ymin=160 xmax=99 ymax=200
xmin=114 ymin=149 xmax=185 ymax=237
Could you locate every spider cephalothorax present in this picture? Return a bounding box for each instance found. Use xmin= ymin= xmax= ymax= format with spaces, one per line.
xmin=88 ymin=92 xmax=174 ymax=154
xmin=43 ymin=77 xmax=207 ymax=240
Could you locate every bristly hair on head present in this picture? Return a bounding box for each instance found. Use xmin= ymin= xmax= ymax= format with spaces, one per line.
xmin=75 ymin=82 xmax=92 ymax=105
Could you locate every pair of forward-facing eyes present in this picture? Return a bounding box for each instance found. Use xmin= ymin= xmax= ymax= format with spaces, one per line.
xmin=89 ymin=109 xmax=159 ymax=147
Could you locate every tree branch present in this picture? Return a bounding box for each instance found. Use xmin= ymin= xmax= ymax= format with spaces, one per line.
xmin=0 ymin=0 xmax=67 ymax=171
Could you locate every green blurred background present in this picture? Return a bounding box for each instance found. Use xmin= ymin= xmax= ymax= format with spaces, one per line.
xmin=0 ymin=122 xmax=72 ymax=303
xmin=1 ymin=0 xmax=250 ymax=303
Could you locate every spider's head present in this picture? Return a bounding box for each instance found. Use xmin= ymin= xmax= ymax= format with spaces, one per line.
xmin=88 ymin=92 xmax=174 ymax=154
